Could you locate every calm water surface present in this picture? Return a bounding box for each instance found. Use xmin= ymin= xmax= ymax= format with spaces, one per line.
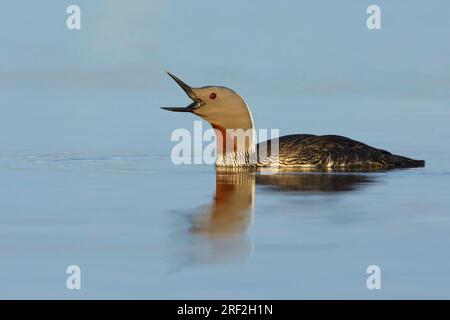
xmin=1 ymin=94 xmax=450 ymax=299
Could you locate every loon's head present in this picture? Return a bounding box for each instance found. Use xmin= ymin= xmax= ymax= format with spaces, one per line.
xmin=162 ymin=72 xmax=254 ymax=132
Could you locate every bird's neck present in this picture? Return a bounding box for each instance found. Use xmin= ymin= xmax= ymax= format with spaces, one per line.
xmin=211 ymin=123 xmax=256 ymax=167
xmin=201 ymin=98 xmax=256 ymax=167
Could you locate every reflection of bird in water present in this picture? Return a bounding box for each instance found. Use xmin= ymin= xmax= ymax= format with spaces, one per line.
xmin=191 ymin=169 xmax=254 ymax=237
xmin=162 ymin=72 xmax=425 ymax=169
xmin=170 ymin=169 xmax=377 ymax=268
xmin=169 ymin=170 xmax=254 ymax=267
xmin=256 ymin=172 xmax=376 ymax=193
xmin=191 ymin=169 xmax=376 ymax=238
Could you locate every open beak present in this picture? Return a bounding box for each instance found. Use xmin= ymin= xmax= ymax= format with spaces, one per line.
xmin=161 ymin=72 xmax=204 ymax=113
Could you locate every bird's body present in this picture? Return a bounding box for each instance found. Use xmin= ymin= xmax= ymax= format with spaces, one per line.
xmin=163 ymin=72 xmax=425 ymax=169
xmin=257 ymin=134 xmax=424 ymax=169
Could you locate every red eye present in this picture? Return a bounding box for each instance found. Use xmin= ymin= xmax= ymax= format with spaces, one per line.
xmin=209 ymin=92 xmax=217 ymax=100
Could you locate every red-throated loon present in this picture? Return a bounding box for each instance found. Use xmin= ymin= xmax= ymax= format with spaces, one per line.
xmin=162 ymin=72 xmax=425 ymax=169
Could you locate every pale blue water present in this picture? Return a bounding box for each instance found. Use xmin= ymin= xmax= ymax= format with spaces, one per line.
xmin=1 ymin=90 xmax=449 ymax=299
xmin=1 ymin=1 xmax=450 ymax=299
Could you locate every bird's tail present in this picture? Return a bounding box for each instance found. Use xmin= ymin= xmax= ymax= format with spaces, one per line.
xmin=391 ymin=154 xmax=425 ymax=168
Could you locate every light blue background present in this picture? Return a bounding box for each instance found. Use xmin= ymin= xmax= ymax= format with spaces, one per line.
xmin=1 ymin=0 xmax=449 ymax=154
